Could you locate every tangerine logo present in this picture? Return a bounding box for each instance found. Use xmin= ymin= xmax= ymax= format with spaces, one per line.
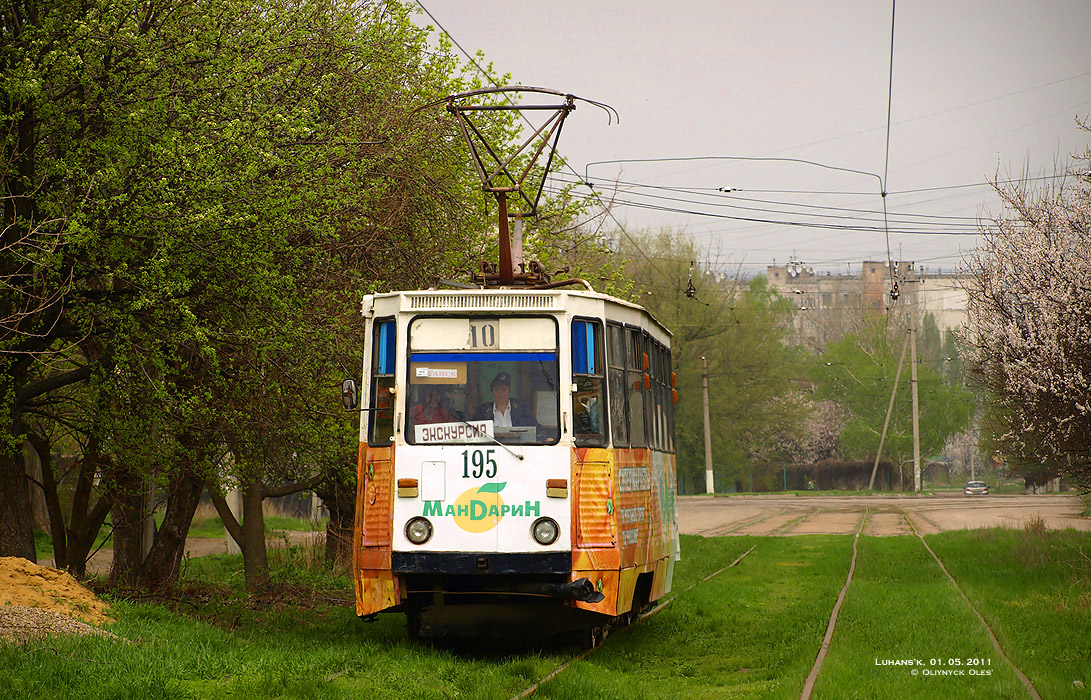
xmin=453 ymin=482 xmax=506 ymax=533
xmin=422 ymin=483 xmax=542 ymax=534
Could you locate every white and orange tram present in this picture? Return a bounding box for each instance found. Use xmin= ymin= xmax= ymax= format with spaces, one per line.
xmin=342 ymin=287 xmax=680 ymax=641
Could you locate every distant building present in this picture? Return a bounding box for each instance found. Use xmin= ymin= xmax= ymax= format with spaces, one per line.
xmin=765 ymin=260 xmax=969 ymax=348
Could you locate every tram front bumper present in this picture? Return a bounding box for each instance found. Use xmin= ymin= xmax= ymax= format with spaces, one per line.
xmin=392 ymin=551 xmax=570 ymax=575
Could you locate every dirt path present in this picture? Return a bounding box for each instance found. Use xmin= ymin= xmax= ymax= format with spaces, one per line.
xmin=48 ymin=531 xmax=324 ymax=577
xmin=678 ymin=493 xmax=1090 ymax=537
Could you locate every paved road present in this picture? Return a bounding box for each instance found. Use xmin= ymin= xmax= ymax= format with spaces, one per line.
xmin=677 ymin=493 xmax=1091 ymax=537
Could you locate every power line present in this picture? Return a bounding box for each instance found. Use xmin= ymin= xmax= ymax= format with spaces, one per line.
xmin=543 ymin=184 xmax=984 ymax=236
xmin=547 ymin=174 xmax=983 ymax=228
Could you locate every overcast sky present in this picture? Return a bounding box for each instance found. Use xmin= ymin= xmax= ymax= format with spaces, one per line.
xmin=413 ymin=0 xmax=1091 ymax=277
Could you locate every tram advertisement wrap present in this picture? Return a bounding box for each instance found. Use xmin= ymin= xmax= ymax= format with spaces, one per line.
xmin=393 ymin=445 xmax=569 ymax=554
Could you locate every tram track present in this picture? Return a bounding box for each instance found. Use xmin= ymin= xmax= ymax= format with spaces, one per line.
xmin=512 ymin=509 xmax=862 ymax=700
xmin=898 ymin=506 xmax=1042 ymax=700
xmin=695 ymin=506 xmax=791 ymax=537
xmin=508 ymin=545 xmax=759 ymax=700
xmin=770 ymin=507 xmax=821 ymax=535
xmin=512 ymin=502 xmax=1047 ymax=699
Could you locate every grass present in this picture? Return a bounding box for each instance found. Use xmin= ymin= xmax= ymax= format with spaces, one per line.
xmin=812 ymin=536 xmax=1029 ymax=699
xmin=538 ymin=536 xmax=853 ymax=700
xmin=6 ymin=529 xmax=1091 ymax=699
xmin=927 ymin=525 xmax=1091 ymax=698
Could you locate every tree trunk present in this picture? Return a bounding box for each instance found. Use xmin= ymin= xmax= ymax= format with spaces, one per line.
xmin=315 ymin=474 xmax=354 ymax=566
xmin=0 ymin=447 xmax=36 ymax=561
xmin=141 ymin=470 xmax=204 ymax=587
xmin=65 ymin=494 xmax=111 ymax=579
xmin=239 ymin=481 xmax=269 ymax=590
xmin=25 ymin=441 xmax=51 ymax=534
xmin=0 ymin=390 xmax=36 ymax=561
xmin=25 ymin=432 xmax=67 ymax=567
xmin=208 ymin=479 xmax=270 ymax=591
xmin=108 ymin=467 xmax=146 ymax=587
xmin=64 ymin=442 xmax=112 ymax=578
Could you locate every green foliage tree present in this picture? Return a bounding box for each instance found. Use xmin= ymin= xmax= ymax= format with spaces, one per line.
xmin=0 ymin=0 xmax=515 ymax=585
xmin=614 ymin=231 xmax=800 ymax=492
xmin=810 ymin=315 xmax=975 ymax=488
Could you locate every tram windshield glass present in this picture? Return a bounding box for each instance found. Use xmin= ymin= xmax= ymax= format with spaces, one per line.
xmin=406 ymin=317 xmax=560 ymax=445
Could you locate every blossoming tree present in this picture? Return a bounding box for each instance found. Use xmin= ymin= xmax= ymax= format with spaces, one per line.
xmin=964 ymin=121 xmax=1091 ymax=489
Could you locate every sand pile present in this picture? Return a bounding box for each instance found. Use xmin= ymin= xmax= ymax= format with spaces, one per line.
xmin=0 ymin=556 xmax=115 ymax=643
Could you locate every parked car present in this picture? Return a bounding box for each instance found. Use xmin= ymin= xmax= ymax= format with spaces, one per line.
xmin=964 ymin=480 xmax=989 ymax=495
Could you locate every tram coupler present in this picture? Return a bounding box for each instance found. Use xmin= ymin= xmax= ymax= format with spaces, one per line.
xmin=532 ymin=577 xmax=605 ymax=603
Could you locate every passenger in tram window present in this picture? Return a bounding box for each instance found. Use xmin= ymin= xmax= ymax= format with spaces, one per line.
xmin=409 ymin=388 xmax=454 ymax=426
xmin=573 ymin=383 xmax=602 ymax=437
xmin=473 ymin=371 xmax=537 ymax=427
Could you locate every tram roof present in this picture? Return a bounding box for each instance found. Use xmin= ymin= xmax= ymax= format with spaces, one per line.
xmin=363 ymin=288 xmax=672 ymax=339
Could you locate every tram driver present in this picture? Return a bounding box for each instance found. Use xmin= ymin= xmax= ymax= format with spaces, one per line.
xmin=473 ymin=371 xmax=538 ymax=428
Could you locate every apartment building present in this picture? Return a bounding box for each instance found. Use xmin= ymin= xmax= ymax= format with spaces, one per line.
xmin=765 ymin=260 xmax=969 ymax=348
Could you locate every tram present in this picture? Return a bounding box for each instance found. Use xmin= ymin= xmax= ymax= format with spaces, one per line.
xmin=341 ymin=287 xmax=680 ymax=641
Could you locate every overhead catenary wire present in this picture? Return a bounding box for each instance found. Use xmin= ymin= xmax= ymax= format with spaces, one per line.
xmin=414 ymin=0 xmax=1072 ymax=294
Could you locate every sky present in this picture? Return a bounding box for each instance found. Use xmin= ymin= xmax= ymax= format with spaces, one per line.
xmin=412 ymin=0 xmax=1091 ymax=277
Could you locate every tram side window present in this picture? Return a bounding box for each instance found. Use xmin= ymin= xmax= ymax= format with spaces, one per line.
xmin=368 ymin=319 xmax=396 ymax=445
xmin=665 ymin=347 xmax=675 ymax=452
xmin=606 ymin=323 xmax=629 ymax=447
xmin=654 ymin=340 xmax=663 ymax=449
xmin=648 ymin=340 xmax=662 ymax=451
xmin=627 ymin=327 xmax=647 ymax=447
xmin=642 ymin=331 xmax=657 ymax=449
xmin=572 ymin=319 xmax=607 ymax=446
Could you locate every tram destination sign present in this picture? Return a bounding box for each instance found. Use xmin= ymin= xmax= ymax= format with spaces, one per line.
xmin=414 ymin=420 xmax=493 ymax=444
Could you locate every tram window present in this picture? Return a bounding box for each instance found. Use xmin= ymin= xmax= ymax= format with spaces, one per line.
xmin=368 ymin=318 xmax=396 ymax=445
xmin=606 ymin=323 xmax=628 ymax=447
xmin=627 ymin=328 xmax=647 ymax=447
xmin=665 ymin=347 xmax=675 ymax=452
xmin=405 ymin=317 xmax=560 ymax=446
xmin=656 ymin=342 xmax=669 ymax=451
xmin=572 ymin=319 xmax=607 ymax=446
xmin=648 ymin=340 xmax=661 ymax=451
xmin=641 ymin=331 xmax=656 ymax=449
xmin=658 ymin=345 xmax=669 ymax=452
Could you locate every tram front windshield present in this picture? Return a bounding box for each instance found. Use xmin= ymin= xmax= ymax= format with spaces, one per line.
xmin=406 ymin=318 xmax=560 ymax=446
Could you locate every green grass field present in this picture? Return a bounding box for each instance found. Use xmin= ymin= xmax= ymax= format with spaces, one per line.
xmin=6 ymin=528 xmax=1090 ymax=699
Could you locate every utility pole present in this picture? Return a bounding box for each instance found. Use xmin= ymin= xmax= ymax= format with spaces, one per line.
xmin=868 ymin=328 xmax=909 ymax=490
xmin=702 ymin=356 xmax=714 ymax=494
xmin=910 ymin=309 xmax=922 ymax=493
xmin=969 ymin=427 xmax=976 ymax=480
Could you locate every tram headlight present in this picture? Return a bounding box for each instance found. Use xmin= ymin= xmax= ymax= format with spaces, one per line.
xmin=405 ymin=517 xmax=433 ymax=545
xmin=532 ymin=517 xmax=560 ymax=546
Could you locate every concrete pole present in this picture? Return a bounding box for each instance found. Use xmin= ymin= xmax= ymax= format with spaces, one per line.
xmin=226 ymin=488 xmax=242 ymax=555
xmin=910 ymin=312 xmax=922 ymax=493
xmin=702 ymin=356 xmax=714 ymax=494
xmin=869 ymin=329 xmax=909 ymax=490
xmin=310 ymin=491 xmax=323 ymax=528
